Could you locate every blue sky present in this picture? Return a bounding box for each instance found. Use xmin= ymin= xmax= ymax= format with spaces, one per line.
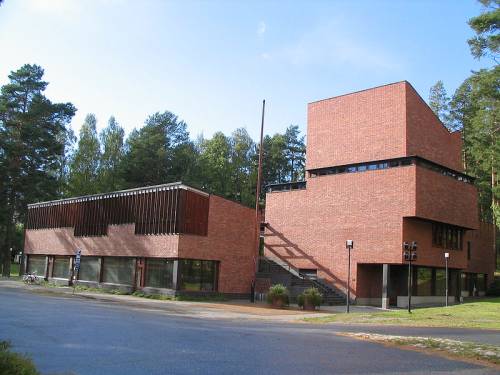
xmin=0 ymin=0 xmax=495 ymax=141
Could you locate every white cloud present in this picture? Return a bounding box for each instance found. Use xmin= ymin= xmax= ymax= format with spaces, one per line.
xmin=278 ymin=19 xmax=402 ymax=72
xmin=257 ymin=21 xmax=266 ymax=37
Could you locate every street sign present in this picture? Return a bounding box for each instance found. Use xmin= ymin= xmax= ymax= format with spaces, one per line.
xmin=74 ymin=249 xmax=82 ymax=272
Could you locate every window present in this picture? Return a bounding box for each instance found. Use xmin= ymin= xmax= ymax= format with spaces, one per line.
xmin=145 ymin=259 xmax=174 ymax=289
xmin=415 ymin=268 xmax=432 ymax=296
xmin=435 ymin=269 xmax=447 ymax=296
xmin=476 ymin=274 xmax=486 ymax=292
xmin=28 ymin=255 xmax=46 ymax=276
xmin=467 ymin=241 xmax=471 ymax=260
xmin=102 ymin=257 xmax=135 ymax=285
xmin=432 ymin=223 xmax=463 ymax=250
xmin=78 ymin=257 xmax=100 ymax=282
xmin=179 ymin=259 xmax=217 ymax=291
xmin=52 ymin=257 xmax=70 ymax=279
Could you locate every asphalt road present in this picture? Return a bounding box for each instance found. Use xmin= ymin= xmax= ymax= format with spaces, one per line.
xmin=0 ymin=287 xmax=497 ymax=375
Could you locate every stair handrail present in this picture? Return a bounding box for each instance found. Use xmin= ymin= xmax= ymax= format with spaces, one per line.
xmin=260 ymin=256 xmax=334 ymax=295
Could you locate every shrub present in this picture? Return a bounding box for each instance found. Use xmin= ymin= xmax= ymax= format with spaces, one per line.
xmin=266 ymin=284 xmax=289 ymax=307
xmin=297 ymin=287 xmax=322 ymax=309
xmin=0 ymin=341 xmax=39 ymax=375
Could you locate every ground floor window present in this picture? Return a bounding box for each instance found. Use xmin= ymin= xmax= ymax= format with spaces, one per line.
xmin=179 ymin=259 xmax=217 ymax=291
xmin=27 ymin=255 xmax=46 ymax=276
xmin=145 ymin=259 xmax=174 ymax=289
xmin=52 ymin=257 xmax=70 ymax=279
xmin=102 ymin=257 xmax=135 ymax=285
xmin=415 ymin=268 xmax=432 ymax=296
xmin=78 ymin=257 xmax=100 ymax=282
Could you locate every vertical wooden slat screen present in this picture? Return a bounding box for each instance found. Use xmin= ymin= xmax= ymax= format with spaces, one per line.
xmin=26 ymin=184 xmax=210 ymax=237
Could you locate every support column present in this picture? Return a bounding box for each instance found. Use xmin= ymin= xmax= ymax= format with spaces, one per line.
xmin=172 ymin=260 xmax=179 ymax=290
xmin=382 ymin=264 xmax=390 ymax=309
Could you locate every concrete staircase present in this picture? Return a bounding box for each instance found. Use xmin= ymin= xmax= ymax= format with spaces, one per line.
xmin=256 ymin=257 xmax=346 ymax=305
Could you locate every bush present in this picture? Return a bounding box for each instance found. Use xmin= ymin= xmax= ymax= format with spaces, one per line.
xmin=266 ymin=284 xmax=289 ymax=307
xmin=297 ymin=287 xmax=322 ymax=310
xmin=0 ymin=341 xmax=39 ymax=375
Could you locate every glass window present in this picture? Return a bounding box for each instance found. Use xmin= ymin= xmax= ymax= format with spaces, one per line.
xmin=53 ymin=257 xmax=70 ymax=279
xmin=102 ymin=257 xmax=135 ymax=285
xmin=435 ymin=269 xmax=446 ymax=296
xmin=347 ymin=166 xmax=357 ymax=173
xmin=179 ymin=259 xmax=217 ymax=292
xmin=78 ymin=257 xmax=100 ymax=282
xmin=416 ymin=267 xmax=432 ymax=296
xmin=477 ymin=274 xmax=486 ymax=292
xmin=145 ymin=259 xmax=174 ymax=289
xmin=367 ymin=163 xmax=378 ymax=170
xmin=28 ymin=255 xmax=46 ymax=276
xmin=357 ymin=165 xmax=367 ymax=172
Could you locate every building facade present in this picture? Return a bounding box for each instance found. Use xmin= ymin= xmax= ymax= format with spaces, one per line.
xmin=264 ymin=82 xmax=496 ymax=307
xmin=24 ymin=183 xmax=255 ymax=297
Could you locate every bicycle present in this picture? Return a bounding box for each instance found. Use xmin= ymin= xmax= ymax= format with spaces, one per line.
xmin=22 ymin=272 xmax=40 ymax=285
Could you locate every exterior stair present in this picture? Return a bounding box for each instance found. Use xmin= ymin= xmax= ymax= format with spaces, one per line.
xmin=256 ymin=256 xmax=346 ymax=305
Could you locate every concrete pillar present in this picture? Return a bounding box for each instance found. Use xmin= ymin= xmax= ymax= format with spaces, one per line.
xmin=172 ymin=260 xmax=179 ymax=290
xmin=44 ymin=256 xmax=50 ymax=280
xmin=382 ymin=264 xmax=390 ymax=309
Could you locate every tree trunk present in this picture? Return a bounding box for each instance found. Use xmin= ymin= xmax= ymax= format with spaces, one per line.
xmin=1 ymin=217 xmax=13 ymax=277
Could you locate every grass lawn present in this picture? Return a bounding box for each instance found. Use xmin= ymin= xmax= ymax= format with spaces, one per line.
xmin=305 ymin=297 xmax=500 ymax=330
xmin=10 ymin=263 xmax=19 ymax=277
xmin=341 ymin=332 xmax=500 ymax=366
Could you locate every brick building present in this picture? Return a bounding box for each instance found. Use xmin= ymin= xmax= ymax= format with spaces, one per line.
xmin=264 ymin=81 xmax=496 ymax=307
xmin=23 ymin=183 xmax=255 ymax=297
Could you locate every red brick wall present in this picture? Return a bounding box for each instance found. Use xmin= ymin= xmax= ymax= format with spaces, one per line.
xmin=402 ymin=218 xmax=468 ymax=270
xmin=405 ymin=83 xmax=463 ymax=171
xmin=24 ymin=224 xmax=180 ymax=258
xmin=415 ymin=166 xmax=479 ymax=229
xmin=265 ymin=166 xmax=416 ymax=296
xmin=465 ymin=222 xmax=496 ymax=284
xmin=179 ymin=195 xmax=256 ymax=294
xmin=306 ymin=82 xmax=407 ymax=170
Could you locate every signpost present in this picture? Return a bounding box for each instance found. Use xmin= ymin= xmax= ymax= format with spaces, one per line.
xmin=72 ymin=249 xmax=81 ymax=294
xmin=403 ymin=241 xmax=417 ymax=313
xmin=445 ymin=252 xmax=449 ymax=307
xmin=345 ymin=240 xmax=354 ymax=313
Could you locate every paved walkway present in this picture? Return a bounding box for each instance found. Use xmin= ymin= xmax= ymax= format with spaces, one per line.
xmin=0 ymin=279 xmax=378 ymax=321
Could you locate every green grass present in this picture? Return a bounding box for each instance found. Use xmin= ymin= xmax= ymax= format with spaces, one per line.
xmin=341 ymin=333 xmax=500 ymax=366
xmin=305 ymin=298 xmax=500 ymax=330
xmin=9 ymin=263 xmax=19 ymax=277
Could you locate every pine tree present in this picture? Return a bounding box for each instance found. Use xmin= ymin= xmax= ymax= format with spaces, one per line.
xmin=99 ymin=116 xmax=125 ymax=192
xmin=468 ymin=0 xmax=500 ymax=62
xmin=67 ymin=114 xmax=101 ymax=196
xmin=121 ymin=111 xmax=191 ymax=187
xmin=284 ymin=125 xmax=306 ymax=181
xmin=429 ymin=81 xmax=452 ymax=130
xmin=0 ymin=64 xmax=76 ymax=275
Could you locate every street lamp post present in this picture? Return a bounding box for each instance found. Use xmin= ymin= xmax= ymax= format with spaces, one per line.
xmin=403 ymin=241 xmax=417 ymax=313
xmin=445 ymin=252 xmax=449 ymax=307
xmin=346 ymin=240 xmax=354 ymax=313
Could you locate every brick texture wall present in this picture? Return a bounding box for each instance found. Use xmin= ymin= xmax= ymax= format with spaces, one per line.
xmin=24 ymin=194 xmax=256 ymax=294
xmin=405 ymin=83 xmax=463 ymax=171
xmin=307 ymin=82 xmax=407 ymax=170
xmin=265 ymin=166 xmax=416 ymax=296
xmin=24 ymin=224 xmax=180 ymax=258
xmin=179 ymin=195 xmax=256 ymax=294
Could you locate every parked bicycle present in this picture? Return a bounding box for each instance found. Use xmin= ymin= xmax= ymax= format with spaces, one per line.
xmin=22 ymin=272 xmax=40 ymax=285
